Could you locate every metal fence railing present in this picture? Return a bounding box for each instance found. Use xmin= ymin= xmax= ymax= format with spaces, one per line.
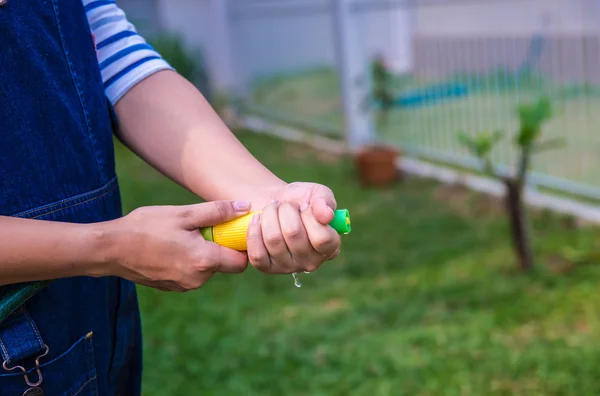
xmin=227 ymin=0 xmax=600 ymax=201
xmin=375 ymin=0 xmax=600 ymax=200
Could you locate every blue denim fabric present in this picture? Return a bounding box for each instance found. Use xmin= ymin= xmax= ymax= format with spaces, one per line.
xmin=0 ymin=0 xmax=142 ymax=394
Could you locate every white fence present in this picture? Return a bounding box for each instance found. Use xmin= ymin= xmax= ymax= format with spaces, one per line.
xmin=119 ymin=0 xmax=600 ymax=202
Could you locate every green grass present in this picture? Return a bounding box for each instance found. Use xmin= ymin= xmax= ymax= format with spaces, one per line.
xmin=115 ymin=132 xmax=600 ymax=395
xmin=247 ymin=67 xmax=600 ymax=189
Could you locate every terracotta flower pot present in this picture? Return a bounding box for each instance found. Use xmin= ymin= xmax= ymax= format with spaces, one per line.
xmin=354 ymin=145 xmax=400 ymax=187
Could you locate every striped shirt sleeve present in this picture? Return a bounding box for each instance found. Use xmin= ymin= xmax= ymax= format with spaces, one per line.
xmin=83 ymin=0 xmax=174 ymax=104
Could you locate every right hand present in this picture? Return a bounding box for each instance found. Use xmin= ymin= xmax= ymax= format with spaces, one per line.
xmin=106 ymin=200 xmax=251 ymax=292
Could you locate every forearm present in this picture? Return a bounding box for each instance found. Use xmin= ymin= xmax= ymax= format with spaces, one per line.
xmin=0 ymin=216 xmax=113 ymax=286
xmin=113 ymin=69 xmax=286 ymax=207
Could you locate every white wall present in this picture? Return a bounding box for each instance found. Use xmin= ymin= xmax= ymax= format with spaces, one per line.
xmin=154 ymin=0 xmax=214 ymax=69
xmin=230 ymin=1 xmax=416 ymax=80
xmin=130 ymin=0 xmax=416 ymax=85
xmin=415 ymin=0 xmax=598 ymax=37
xmin=116 ymin=0 xmax=162 ymax=37
xmin=360 ymin=6 xmax=414 ymax=73
xmin=117 ymin=0 xmax=226 ymax=91
xmin=119 ymin=0 xmax=600 ymax=90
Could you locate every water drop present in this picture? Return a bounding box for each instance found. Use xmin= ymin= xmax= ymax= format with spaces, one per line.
xmin=292 ymin=273 xmax=302 ymax=288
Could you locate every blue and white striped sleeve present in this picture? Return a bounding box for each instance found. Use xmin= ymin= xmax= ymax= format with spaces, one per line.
xmin=83 ymin=0 xmax=174 ymax=104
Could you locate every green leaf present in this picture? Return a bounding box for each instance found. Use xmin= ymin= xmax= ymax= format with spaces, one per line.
xmin=516 ymin=96 xmax=553 ymax=148
xmin=457 ymin=130 xmax=503 ymax=159
xmin=517 ymin=97 xmax=553 ymax=128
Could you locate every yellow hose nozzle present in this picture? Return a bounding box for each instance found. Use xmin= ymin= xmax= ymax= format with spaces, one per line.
xmin=200 ymin=209 xmax=351 ymax=251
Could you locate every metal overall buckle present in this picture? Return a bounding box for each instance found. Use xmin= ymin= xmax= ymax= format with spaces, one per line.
xmin=2 ymin=344 xmax=49 ymax=395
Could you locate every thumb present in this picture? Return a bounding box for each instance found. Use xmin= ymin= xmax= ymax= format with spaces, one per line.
xmin=181 ymin=200 xmax=251 ymax=229
xmin=309 ymin=186 xmax=337 ymax=225
xmin=310 ymin=198 xmax=335 ymax=225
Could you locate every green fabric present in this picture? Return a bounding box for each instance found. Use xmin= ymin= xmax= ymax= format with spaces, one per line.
xmin=0 ymin=281 xmax=52 ymax=323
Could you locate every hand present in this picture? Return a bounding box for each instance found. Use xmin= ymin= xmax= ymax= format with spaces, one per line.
xmin=107 ymin=200 xmax=252 ymax=292
xmin=246 ymin=182 xmax=341 ymax=274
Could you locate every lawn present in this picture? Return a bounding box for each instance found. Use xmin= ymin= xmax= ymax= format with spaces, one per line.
xmin=248 ymin=67 xmax=600 ymax=189
xmin=115 ymin=131 xmax=600 ymax=395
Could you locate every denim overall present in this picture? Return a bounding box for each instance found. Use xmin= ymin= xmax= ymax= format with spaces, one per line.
xmin=0 ymin=0 xmax=142 ymax=394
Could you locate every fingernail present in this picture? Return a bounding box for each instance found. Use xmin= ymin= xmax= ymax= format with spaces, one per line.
xmin=252 ymin=213 xmax=261 ymax=224
xmin=233 ymin=200 xmax=251 ymax=211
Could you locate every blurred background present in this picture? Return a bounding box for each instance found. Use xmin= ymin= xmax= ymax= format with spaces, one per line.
xmin=115 ymin=0 xmax=600 ymax=394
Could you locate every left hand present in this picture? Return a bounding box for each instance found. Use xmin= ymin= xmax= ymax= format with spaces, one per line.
xmin=246 ymin=182 xmax=341 ymax=274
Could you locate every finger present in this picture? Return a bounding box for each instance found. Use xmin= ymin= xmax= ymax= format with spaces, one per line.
xmin=278 ymin=202 xmax=314 ymax=266
xmin=261 ymin=200 xmax=293 ymax=271
xmin=246 ymin=213 xmax=271 ymax=272
xmin=179 ymin=200 xmax=251 ymax=229
xmin=200 ymin=241 xmax=249 ymax=274
xmin=310 ymin=184 xmax=338 ymax=210
xmin=300 ymin=203 xmax=341 ymax=258
xmin=310 ymin=197 xmax=335 ymax=225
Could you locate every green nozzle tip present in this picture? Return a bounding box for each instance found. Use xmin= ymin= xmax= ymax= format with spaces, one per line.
xmin=200 ymin=226 xmax=214 ymax=242
xmin=330 ymin=209 xmax=351 ymax=234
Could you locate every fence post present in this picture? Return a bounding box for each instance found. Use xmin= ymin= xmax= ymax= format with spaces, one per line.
xmin=332 ymin=0 xmax=376 ymax=150
xmin=388 ymin=3 xmax=415 ymax=74
xmin=210 ymin=0 xmax=247 ymax=100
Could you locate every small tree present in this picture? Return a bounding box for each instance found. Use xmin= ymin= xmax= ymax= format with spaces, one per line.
xmin=457 ymin=96 xmax=560 ymax=270
xmin=370 ymin=55 xmax=395 ymax=130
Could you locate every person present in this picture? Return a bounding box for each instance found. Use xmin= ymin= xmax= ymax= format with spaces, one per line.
xmin=0 ymin=0 xmax=341 ymax=394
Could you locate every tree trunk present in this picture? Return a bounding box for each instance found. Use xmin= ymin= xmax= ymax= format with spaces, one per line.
xmin=504 ymin=179 xmax=534 ymax=270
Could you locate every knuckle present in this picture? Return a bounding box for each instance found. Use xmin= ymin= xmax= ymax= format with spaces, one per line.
xmin=193 ymin=255 xmax=214 ymax=272
xmin=213 ymin=200 xmax=231 ymax=221
xmin=312 ymin=235 xmax=332 ymax=251
xmin=248 ymin=250 xmax=266 ymax=264
xmin=252 ymin=259 xmax=271 ymax=273
xmin=264 ymin=232 xmax=284 ymax=247
xmin=179 ymin=208 xmax=194 ymax=220
xmin=314 ymin=232 xmax=340 ymax=252
xmin=282 ymin=224 xmax=303 ymax=241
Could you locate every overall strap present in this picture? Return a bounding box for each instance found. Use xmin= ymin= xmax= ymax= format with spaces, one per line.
xmin=0 ymin=302 xmax=49 ymax=388
xmin=0 ymin=305 xmax=47 ymax=365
